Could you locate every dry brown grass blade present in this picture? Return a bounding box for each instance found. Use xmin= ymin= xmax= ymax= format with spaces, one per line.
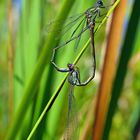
xmin=92 ymin=1 xmax=127 ymax=140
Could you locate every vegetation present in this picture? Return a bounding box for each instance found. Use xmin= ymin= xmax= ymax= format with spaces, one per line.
xmin=0 ymin=0 xmax=139 ymax=140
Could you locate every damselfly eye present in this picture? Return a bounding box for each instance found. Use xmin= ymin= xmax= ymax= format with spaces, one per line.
xmin=97 ymin=0 xmax=104 ymax=6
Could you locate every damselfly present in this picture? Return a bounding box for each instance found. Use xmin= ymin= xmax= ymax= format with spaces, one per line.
xmin=56 ymin=63 xmax=92 ymax=140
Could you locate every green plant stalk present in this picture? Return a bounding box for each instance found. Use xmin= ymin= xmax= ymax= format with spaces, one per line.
xmin=103 ymin=0 xmax=140 ymax=139
xmin=27 ymin=1 xmax=120 ymax=139
xmin=6 ymin=0 xmax=76 ymax=139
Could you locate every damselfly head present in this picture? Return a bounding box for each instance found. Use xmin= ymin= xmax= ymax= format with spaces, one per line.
xmin=67 ymin=63 xmax=75 ymax=70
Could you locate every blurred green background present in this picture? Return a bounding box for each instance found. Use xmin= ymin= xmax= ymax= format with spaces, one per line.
xmin=0 ymin=0 xmax=140 ymax=140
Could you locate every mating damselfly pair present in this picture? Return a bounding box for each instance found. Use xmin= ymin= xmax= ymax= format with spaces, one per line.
xmin=49 ymin=0 xmax=114 ymax=139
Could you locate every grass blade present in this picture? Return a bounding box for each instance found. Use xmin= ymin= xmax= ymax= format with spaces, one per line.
xmin=103 ymin=0 xmax=140 ymax=139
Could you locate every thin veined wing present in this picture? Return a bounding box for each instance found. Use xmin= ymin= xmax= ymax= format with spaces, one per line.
xmin=42 ymin=13 xmax=85 ymax=38
xmin=54 ymin=15 xmax=110 ymax=51
xmin=59 ymin=17 xmax=87 ymax=51
xmin=55 ymin=16 xmax=86 ymax=41
xmin=73 ymin=17 xmax=86 ymax=50
xmin=70 ymin=17 xmax=85 ymax=39
xmin=56 ymin=25 xmax=89 ymax=50
xmin=56 ymin=17 xmax=87 ymax=51
xmin=56 ymin=18 xmax=103 ymax=51
xmin=63 ymin=84 xmax=79 ymax=140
